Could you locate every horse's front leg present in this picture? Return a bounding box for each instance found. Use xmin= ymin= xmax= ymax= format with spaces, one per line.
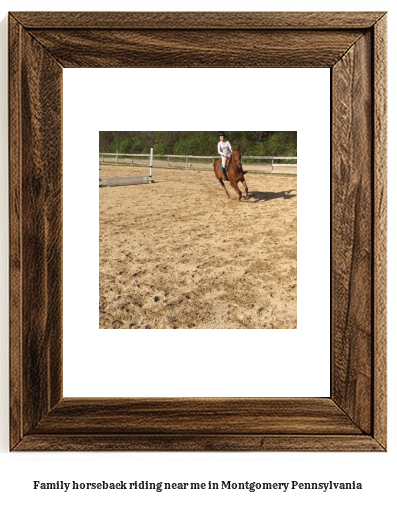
xmin=241 ymin=178 xmax=249 ymax=199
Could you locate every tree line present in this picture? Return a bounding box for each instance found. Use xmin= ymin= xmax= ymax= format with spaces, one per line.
xmin=99 ymin=131 xmax=297 ymax=157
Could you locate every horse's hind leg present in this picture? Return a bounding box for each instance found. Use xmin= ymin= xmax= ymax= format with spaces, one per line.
xmin=215 ymin=162 xmax=230 ymax=199
xmin=220 ymin=178 xmax=230 ymax=198
xmin=230 ymin=180 xmax=243 ymax=200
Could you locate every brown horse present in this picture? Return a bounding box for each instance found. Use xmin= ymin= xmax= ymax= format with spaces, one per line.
xmin=214 ymin=146 xmax=248 ymax=200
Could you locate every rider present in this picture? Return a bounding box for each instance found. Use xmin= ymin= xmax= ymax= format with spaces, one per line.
xmin=218 ymin=132 xmax=232 ymax=181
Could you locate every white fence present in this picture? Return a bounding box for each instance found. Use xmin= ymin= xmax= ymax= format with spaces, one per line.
xmin=99 ymin=152 xmax=297 ymax=174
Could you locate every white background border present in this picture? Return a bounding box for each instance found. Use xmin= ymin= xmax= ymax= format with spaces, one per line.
xmin=63 ymin=68 xmax=330 ymax=398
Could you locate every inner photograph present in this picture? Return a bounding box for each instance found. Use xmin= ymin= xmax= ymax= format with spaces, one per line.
xmin=99 ymin=131 xmax=297 ymax=330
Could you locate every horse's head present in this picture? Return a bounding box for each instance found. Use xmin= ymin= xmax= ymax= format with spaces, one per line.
xmin=232 ymin=147 xmax=242 ymax=169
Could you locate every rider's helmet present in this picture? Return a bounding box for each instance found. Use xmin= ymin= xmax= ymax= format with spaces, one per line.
xmin=219 ymin=131 xmax=226 ymax=137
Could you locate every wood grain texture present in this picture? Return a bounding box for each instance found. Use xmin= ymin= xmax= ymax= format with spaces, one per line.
xmin=8 ymin=11 xmax=387 ymax=452
xmin=332 ymin=32 xmax=373 ymax=434
xmin=373 ymin=14 xmax=387 ymax=449
xmin=9 ymin=15 xmax=23 ymax=450
xmin=9 ymin=16 xmax=63 ymax=447
xmin=27 ymin=29 xmax=363 ymax=68
xmin=11 ymin=11 xmax=386 ymax=29
xmin=14 ymin=435 xmax=383 ymax=452
xmin=32 ymin=398 xmax=362 ymax=435
xmin=21 ymin=28 xmax=64 ymax=433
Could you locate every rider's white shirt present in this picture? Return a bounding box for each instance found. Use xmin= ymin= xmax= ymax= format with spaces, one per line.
xmin=218 ymin=141 xmax=232 ymax=156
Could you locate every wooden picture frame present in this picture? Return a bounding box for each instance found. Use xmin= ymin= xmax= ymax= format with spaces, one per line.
xmin=9 ymin=11 xmax=387 ymax=451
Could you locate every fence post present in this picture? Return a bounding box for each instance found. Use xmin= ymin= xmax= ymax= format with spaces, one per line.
xmin=149 ymin=148 xmax=154 ymax=182
xmin=116 ymin=150 xmax=118 ymax=165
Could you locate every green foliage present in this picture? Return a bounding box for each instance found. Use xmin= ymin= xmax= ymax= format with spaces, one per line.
xmin=263 ymin=131 xmax=297 ymax=157
xmin=99 ymin=131 xmax=297 ymax=156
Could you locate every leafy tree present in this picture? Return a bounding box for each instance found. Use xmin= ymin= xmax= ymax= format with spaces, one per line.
xmin=99 ymin=131 xmax=297 ymax=156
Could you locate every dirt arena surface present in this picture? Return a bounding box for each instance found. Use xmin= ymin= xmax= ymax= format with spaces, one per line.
xmin=99 ymin=165 xmax=297 ymax=329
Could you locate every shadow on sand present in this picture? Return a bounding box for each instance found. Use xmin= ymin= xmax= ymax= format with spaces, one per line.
xmin=247 ymin=189 xmax=297 ymax=202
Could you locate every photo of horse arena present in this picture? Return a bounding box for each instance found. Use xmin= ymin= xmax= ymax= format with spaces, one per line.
xmin=99 ymin=132 xmax=297 ymax=329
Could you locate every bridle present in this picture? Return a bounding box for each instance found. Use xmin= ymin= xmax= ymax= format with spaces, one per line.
xmin=231 ymin=150 xmax=243 ymax=170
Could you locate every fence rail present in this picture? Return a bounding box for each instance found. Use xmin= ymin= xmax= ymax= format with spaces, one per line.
xmin=99 ymin=152 xmax=297 ymax=174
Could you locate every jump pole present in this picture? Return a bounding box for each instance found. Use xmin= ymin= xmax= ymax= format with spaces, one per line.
xmin=99 ymin=148 xmax=154 ymax=187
